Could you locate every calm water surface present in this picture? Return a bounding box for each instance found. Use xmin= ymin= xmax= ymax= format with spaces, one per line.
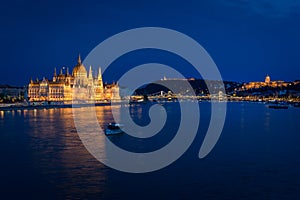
xmin=0 ymin=102 xmax=300 ymax=199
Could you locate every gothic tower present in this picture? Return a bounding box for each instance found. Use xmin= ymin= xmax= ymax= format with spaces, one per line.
xmin=88 ymin=65 xmax=93 ymax=85
xmin=94 ymin=67 xmax=104 ymax=100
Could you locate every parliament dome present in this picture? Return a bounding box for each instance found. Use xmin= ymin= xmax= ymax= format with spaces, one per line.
xmin=72 ymin=55 xmax=87 ymax=77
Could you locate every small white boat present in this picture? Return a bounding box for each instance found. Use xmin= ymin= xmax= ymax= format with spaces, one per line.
xmin=105 ymin=123 xmax=124 ymax=135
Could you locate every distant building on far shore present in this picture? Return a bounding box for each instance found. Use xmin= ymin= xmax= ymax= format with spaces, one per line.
xmin=28 ymin=55 xmax=120 ymax=102
xmin=0 ymin=85 xmax=25 ymax=103
xmin=0 ymin=85 xmax=24 ymax=97
xmin=243 ymin=75 xmax=289 ymax=90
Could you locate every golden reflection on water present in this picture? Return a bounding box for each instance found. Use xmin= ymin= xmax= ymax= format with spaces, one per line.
xmin=95 ymin=105 xmax=118 ymax=125
xmin=16 ymin=110 xmax=21 ymax=116
xmin=0 ymin=111 xmax=4 ymax=119
xmin=23 ymin=109 xmax=27 ymax=117
xmin=26 ymin=107 xmax=109 ymax=197
xmin=72 ymin=105 xmax=121 ymax=162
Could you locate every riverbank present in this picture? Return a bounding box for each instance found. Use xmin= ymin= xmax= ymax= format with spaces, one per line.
xmin=1 ymin=98 xmax=299 ymax=112
xmin=0 ymin=102 xmax=112 ymax=111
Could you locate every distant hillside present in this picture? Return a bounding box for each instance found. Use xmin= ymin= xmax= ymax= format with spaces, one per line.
xmin=134 ymin=79 xmax=300 ymax=98
xmin=134 ymin=79 xmax=243 ymax=95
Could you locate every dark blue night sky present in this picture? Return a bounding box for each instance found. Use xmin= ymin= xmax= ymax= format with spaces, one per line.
xmin=1 ymin=0 xmax=300 ymax=86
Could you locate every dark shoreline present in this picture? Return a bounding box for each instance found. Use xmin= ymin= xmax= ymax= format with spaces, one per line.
xmin=0 ymin=102 xmax=112 ymax=111
xmin=1 ymin=100 xmax=299 ymax=112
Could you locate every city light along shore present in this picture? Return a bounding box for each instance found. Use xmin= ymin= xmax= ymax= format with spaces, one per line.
xmin=0 ymin=55 xmax=299 ymax=111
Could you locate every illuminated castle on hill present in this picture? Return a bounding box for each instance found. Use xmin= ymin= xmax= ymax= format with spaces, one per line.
xmin=243 ymin=75 xmax=289 ymax=90
xmin=28 ymin=55 xmax=120 ymax=102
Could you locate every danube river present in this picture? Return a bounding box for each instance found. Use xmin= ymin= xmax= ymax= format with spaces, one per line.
xmin=0 ymin=102 xmax=300 ymax=199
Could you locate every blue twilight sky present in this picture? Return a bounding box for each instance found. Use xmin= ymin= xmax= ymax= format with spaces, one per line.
xmin=0 ymin=0 xmax=300 ymax=86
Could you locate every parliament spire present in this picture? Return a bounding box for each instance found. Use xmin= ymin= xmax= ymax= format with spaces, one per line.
xmin=97 ymin=67 xmax=102 ymax=81
xmin=77 ymin=54 xmax=81 ymax=65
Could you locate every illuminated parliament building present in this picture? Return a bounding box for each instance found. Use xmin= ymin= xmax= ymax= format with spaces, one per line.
xmin=28 ymin=55 xmax=120 ymax=102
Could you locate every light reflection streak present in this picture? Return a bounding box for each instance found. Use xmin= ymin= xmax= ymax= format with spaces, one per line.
xmin=26 ymin=107 xmax=108 ymax=197
xmin=264 ymin=111 xmax=270 ymax=132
